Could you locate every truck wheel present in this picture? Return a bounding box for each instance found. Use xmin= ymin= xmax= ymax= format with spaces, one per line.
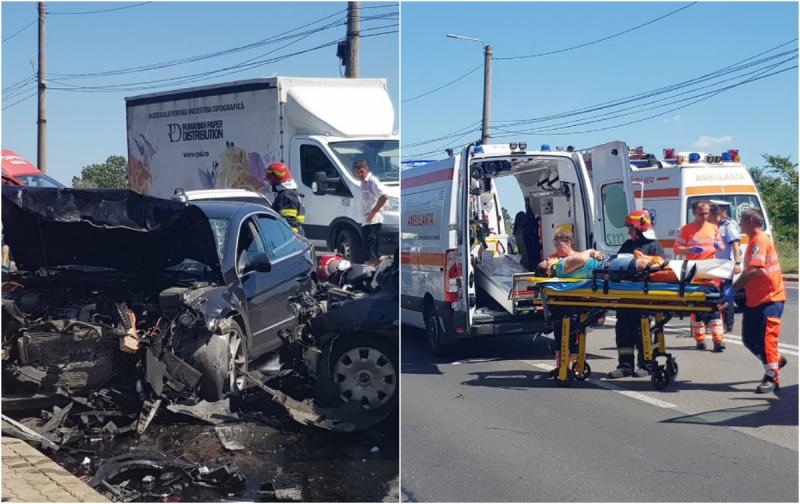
xmin=316 ymin=334 xmax=398 ymax=418
xmin=424 ymin=300 xmax=454 ymax=356
xmin=334 ymin=226 xmax=364 ymax=263
xmin=188 ymin=319 xmax=247 ymax=403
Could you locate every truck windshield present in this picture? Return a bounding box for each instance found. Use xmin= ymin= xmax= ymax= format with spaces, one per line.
xmin=329 ymin=140 xmax=399 ymax=184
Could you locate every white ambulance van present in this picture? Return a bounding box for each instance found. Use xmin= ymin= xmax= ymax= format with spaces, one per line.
xmin=401 ymin=141 xmax=769 ymax=353
xmin=584 ymin=146 xmax=770 ymax=259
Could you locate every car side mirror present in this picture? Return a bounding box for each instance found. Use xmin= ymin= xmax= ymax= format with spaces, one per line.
xmin=244 ymin=252 xmax=271 ymax=273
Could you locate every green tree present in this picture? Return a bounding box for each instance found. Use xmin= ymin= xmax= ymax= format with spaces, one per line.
xmin=501 ymin=206 xmax=513 ymax=234
xmin=750 ymin=154 xmax=798 ymax=242
xmin=72 ymin=155 xmax=129 ymax=189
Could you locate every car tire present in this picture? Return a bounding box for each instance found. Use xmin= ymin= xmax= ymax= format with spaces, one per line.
xmin=188 ymin=319 xmax=247 ymax=403
xmin=424 ymin=300 xmax=454 ymax=356
xmin=334 ymin=226 xmax=364 ymax=263
xmin=316 ymin=333 xmax=398 ymax=418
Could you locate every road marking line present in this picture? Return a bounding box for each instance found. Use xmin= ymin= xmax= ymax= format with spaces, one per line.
xmin=522 ymin=361 xmax=678 ymax=409
xmin=603 ymin=316 xmax=798 ymax=355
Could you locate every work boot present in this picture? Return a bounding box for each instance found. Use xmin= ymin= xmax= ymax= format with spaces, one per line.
xmin=756 ymin=375 xmax=780 ymax=394
xmin=779 ymin=356 xmax=787 ymax=369
xmin=695 ymin=341 xmax=707 ymax=350
xmin=713 ymin=341 xmax=726 ymax=353
xmin=633 ymin=367 xmax=650 ymax=377
xmin=607 ymin=364 xmax=634 ymax=379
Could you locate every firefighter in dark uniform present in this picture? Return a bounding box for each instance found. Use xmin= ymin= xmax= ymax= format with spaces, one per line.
xmin=608 ymin=210 xmax=665 ymax=378
xmin=266 ymin=162 xmax=305 ymax=235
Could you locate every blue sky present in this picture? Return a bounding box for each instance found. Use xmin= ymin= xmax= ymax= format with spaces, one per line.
xmin=401 ymin=2 xmax=798 ymax=216
xmin=2 ymin=1 xmax=398 ymax=185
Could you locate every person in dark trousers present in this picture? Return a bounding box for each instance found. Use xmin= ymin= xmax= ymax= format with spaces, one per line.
xmin=608 ymin=210 xmax=665 ymax=378
xmin=266 ymin=162 xmax=305 ymax=235
xmin=354 ymin=159 xmax=388 ymax=264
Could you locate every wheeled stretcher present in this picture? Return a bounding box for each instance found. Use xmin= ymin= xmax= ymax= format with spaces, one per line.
xmin=510 ymin=266 xmax=724 ymax=390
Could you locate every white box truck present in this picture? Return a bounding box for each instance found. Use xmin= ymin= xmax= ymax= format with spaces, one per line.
xmin=125 ymin=77 xmax=399 ymax=261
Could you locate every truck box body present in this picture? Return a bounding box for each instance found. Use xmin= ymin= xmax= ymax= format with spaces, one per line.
xmin=126 ymin=77 xmax=399 ymax=259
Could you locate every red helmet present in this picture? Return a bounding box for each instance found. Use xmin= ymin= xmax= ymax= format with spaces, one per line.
xmin=625 ymin=210 xmax=653 ymax=231
xmin=266 ymin=162 xmax=293 ymax=185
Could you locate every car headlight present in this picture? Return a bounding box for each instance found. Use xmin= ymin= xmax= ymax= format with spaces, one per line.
xmin=385 ymin=196 xmax=399 ymax=212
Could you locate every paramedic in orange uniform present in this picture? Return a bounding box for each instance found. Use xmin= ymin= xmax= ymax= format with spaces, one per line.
xmin=674 ymin=200 xmax=725 ymax=351
xmin=729 ymin=208 xmax=787 ymax=394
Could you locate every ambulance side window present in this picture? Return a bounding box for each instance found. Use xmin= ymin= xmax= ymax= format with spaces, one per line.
xmin=601 ymin=182 xmax=628 ymax=246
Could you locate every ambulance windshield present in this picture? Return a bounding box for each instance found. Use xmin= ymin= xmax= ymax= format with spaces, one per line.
xmin=686 ymin=194 xmax=765 ymax=229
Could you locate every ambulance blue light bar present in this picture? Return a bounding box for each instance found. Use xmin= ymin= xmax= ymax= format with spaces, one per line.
xmin=689 ymin=152 xmax=701 ymax=163
xmin=541 ymin=144 xmax=551 ymax=151
xmin=721 ymin=152 xmax=732 ymax=161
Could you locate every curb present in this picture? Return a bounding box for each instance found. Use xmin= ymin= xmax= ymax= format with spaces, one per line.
xmin=784 ymin=274 xmax=798 ymax=283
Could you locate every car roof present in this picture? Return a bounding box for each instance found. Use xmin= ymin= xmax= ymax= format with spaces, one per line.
xmin=192 ymin=200 xmax=278 ymax=220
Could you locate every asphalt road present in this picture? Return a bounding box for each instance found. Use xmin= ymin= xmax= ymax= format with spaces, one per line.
xmin=401 ymin=285 xmax=798 ymax=502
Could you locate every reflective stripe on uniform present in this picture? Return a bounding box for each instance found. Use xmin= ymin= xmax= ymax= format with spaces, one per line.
xmin=280 ymin=208 xmax=298 ymax=217
xmin=618 ymin=347 xmax=634 ymax=356
xmin=296 ymin=215 xmax=305 ymax=223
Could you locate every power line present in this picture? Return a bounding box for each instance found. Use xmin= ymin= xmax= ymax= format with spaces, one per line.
xmin=496 ymin=2 xmax=698 ymax=60
xmin=493 ymin=50 xmax=797 ymax=134
xmin=402 ymin=120 xmax=482 ymax=149
xmin=49 ymin=9 xmax=350 ymax=80
xmin=495 ymin=40 xmax=798 ymax=127
xmin=2 ymin=89 xmax=38 ymax=110
xmin=3 ymin=17 xmax=37 ymax=42
xmin=47 ymin=2 xmax=152 ymax=15
xmin=492 ymin=64 xmax=797 ymax=138
xmin=402 ymin=64 xmax=483 ymax=103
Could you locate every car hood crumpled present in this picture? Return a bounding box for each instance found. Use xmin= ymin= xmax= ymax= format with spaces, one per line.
xmin=2 ymin=186 xmax=222 ymax=276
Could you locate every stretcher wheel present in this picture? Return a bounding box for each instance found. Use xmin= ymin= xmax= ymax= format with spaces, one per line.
xmin=667 ymin=358 xmax=678 ymax=379
xmin=571 ymin=362 xmax=591 ymax=381
xmin=556 ymin=368 xmax=574 ymax=387
xmin=651 ymin=366 xmax=669 ymax=391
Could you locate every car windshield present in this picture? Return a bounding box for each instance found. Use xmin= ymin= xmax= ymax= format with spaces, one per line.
xmin=329 ymin=140 xmax=399 ymax=183
xmin=16 ymin=174 xmax=64 ymax=188
xmin=164 ymin=218 xmax=229 ymax=278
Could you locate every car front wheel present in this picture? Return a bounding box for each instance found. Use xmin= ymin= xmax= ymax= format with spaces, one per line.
xmin=316 ymin=334 xmax=398 ymax=418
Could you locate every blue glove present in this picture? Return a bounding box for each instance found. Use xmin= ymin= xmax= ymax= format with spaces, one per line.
xmin=723 ymin=286 xmax=736 ymax=302
xmin=691 ymin=245 xmax=705 ymax=254
xmin=714 ymin=241 xmax=723 ymax=250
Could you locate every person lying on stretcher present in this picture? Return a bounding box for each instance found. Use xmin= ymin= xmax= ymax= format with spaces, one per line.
xmin=537 ymin=249 xmax=712 ymax=283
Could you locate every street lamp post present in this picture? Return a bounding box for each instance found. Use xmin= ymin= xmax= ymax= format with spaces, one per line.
xmin=447 ymin=33 xmax=492 ymax=145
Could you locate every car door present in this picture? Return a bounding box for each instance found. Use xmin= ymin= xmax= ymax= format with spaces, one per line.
xmin=586 ymin=141 xmax=635 ymax=254
xmin=236 ymin=216 xmax=283 ymax=358
xmin=252 ymin=214 xmax=313 ymax=353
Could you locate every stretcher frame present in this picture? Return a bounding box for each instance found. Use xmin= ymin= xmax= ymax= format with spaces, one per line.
xmin=510 ymin=271 xmax=722 ymax=390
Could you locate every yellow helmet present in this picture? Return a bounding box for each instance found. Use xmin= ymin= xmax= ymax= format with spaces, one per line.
xmin=554 ymin=223 xmax=573 ymax=236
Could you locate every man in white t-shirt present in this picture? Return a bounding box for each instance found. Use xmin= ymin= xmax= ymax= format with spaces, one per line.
xmin=354 ymin=159 xmax=388 ymax=264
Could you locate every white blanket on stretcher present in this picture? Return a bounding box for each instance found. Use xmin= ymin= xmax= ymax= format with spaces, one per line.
xmin=666 ymin=259 xmax=734 ymax=281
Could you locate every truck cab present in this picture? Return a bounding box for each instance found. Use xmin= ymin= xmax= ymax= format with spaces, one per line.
xmin=1 ymin=150 xmax=64 ymax=188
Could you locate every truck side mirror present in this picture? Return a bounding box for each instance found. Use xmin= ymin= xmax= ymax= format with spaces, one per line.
xmin=313 ymin=171 xmax=340 ymax=195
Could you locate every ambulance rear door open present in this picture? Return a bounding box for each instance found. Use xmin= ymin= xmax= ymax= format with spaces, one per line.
xmin=586 ymin=141 xmax=635 ymax=253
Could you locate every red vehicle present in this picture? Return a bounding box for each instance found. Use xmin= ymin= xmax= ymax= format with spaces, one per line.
xmin=1 ymin=149 xmax=64 ymax=187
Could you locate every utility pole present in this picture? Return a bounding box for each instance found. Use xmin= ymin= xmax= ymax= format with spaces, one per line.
xmin=37 ymin=1 xmax=47 ymax=173
xmin=447 ymin=34 xmax=493 ymax=145
xmin=481 ymin=44 xmax=492 ymax=145
xmin=345 ymin=2 xmax=360 ymax=78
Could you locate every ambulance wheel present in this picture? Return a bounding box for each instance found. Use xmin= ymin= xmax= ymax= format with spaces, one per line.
xmin=334 ymin=226 xmax=364 ymax=263
xmin=571 ymin=361 xmax=591 ymax=381
xmin=651 ymin=366 xmax=669 ymax=391
xmin=424 ymin=302 xmax=453 ymax=356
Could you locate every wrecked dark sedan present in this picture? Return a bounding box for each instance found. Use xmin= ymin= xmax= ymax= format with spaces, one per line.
xmin=2 ymin=186 xmax=398 ymax=434
xmin=1 ymin=188 xmax=312 ymax=411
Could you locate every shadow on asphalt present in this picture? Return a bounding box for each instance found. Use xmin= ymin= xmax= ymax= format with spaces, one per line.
xmin=661 ymin=384 xmax=798 ymax=427
xmin=402 ymin=327 xmax=560 ymax=375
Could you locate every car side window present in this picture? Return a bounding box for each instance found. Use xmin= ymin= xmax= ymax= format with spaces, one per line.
xmin=257 ymin=215 xmax=296 ymax=259
xmin=237 ymin=217 xmax=265 ymax=274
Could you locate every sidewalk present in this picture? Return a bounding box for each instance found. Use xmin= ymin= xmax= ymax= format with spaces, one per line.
xmin=1 ymin=437 xmax=108 ymax=502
